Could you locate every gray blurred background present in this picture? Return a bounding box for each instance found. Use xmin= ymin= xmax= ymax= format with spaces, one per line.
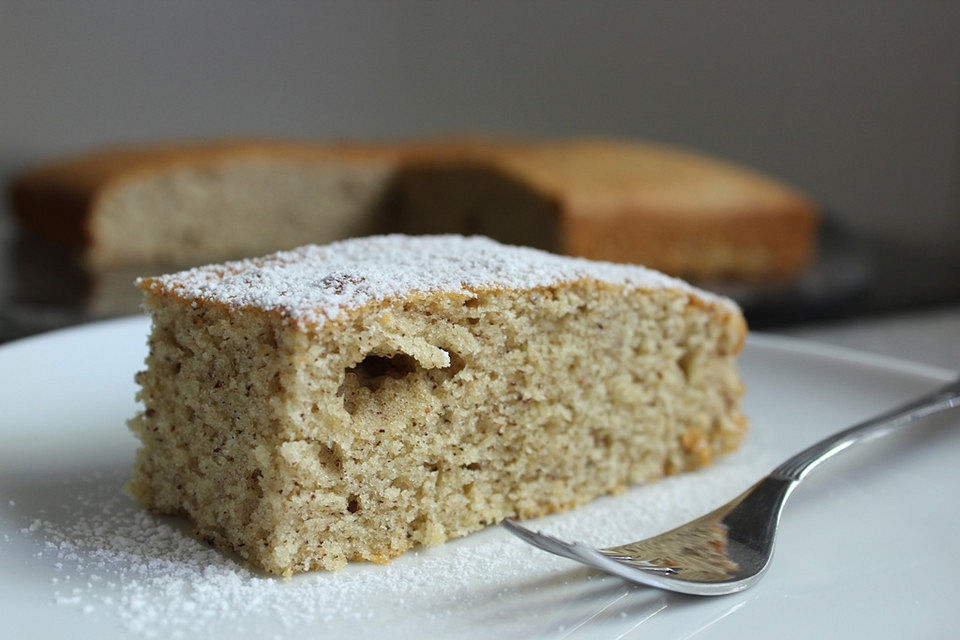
xmin=1 ymin=1 xmax=958 ymax=329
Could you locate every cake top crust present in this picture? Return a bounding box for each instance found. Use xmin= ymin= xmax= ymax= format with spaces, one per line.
xmin=139 ymin=235 xmax=736 ymax=329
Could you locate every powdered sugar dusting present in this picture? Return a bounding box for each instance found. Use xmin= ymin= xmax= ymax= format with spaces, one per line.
xmin=140 ymin=235 xmax=735 ymax=328
xmin=6 ymin=442 xmax=773 ymax=637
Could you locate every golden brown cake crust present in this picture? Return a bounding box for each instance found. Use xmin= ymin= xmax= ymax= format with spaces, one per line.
xmin=9 ymin=136 xmax=818 ymax=278
xmin=400 ymin=138 xmax=819 ymax=278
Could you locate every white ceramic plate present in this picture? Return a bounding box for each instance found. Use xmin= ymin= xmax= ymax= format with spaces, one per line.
xmin=0 ymin=316 xmax=957 ymax=639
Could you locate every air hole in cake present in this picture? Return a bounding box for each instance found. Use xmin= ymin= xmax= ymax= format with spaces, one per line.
xmin=444 ymin=353 xmax=466 ymax=377
xmin=315 ymin=443 xmax=344 ymax=474
xmin=351 ymin=353 xmax=420 ymax=390
xmin=592 ymin=429 xmax=613 ymax=448
xmin=678 ymin=350 xmax=696 ymax=381
xmin=338 ymin=348 xmax=465 ymax=414
xmin=347 ymin=495 xmax=361 ymax=513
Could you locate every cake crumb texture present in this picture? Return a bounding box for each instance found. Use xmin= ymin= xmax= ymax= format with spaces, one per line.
xmin=128 ymin=235 xmax=748 ymax=575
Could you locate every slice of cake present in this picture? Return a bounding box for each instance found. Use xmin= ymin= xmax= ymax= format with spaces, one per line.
xmin=128 ymin=235 xmax=748 ymax=575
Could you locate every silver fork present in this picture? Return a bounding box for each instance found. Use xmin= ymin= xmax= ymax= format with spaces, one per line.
xmin=504 ymin=377 xmax=960 ymax=596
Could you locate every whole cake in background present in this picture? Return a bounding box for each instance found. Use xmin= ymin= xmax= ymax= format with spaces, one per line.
xmin=129 ymin=234 xmax=748 ymax=575
xmin=9 ymin=136 xmax=819 ymax=287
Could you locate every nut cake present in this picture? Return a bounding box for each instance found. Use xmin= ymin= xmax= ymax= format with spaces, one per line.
xmin=128 ymin=235 xmax=748 ymax=575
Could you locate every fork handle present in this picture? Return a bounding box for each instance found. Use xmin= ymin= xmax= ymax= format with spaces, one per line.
xmin=770 ymin=377 xmax=960 ymax=482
